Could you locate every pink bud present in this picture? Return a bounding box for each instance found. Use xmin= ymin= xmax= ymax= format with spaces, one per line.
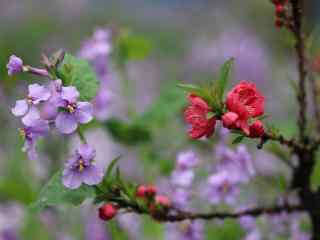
xmin=98 ymin=204 xmax=117 ymax=221
xmin=249 ymin=120 xmax=265 ymax=138
xmin=136 ymin=185 xmax=147 ymax=198
xmin=155 ymin=195 xmax=171 ymax=208
xmin=222 ymin=112 xmax=239 ymax=129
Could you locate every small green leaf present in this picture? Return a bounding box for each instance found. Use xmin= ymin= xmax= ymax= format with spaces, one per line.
xmin=232 ymin=135 xmax=245 ymax=144
xmin=114 ymin=31 xmax=152 ymax=65
xmin=215 ymin=58 xmax=234 ymax=101
xmin=104 ymin=118 xmax=152 ymax=146
xmin=206 ymin=112 xmax=215 ymax=119
xmin=30 ymin=171 xmax=95 ymax=213
xmin=311 ymin=155 xmax=320 ymax=191
xmin=57 ymin=53 xmax=100 ymax=101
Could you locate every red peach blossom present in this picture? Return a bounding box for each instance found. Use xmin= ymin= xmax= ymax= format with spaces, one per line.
xmin=226 ymin=81 xmax=265 ymax=135
xmin=222 ymin=112 xmax=239 ymax=129
xmin=98 ymin=203 xmax=117 ymax=221
xmin=249 ymin=120 xmax=265 ymax=138
xmin=184 ymin=94 xmax=216 ymax=139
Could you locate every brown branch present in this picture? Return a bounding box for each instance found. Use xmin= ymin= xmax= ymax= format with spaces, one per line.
xmin=156 ymin=204 xmax=305 ymax=222
xmin=257 ymin=132 xmax=303 ymax=151
xmin=290 ymin=0 xmax=308 ymax=142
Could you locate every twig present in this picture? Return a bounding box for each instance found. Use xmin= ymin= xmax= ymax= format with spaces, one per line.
xmin=290 ymin=0 xmax=308 ymax=142
xmin=156 ymin=204 xmax=305 ymax=222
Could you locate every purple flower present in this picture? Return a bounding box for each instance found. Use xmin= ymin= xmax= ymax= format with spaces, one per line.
xmin=243 ymin=229 xmax=261 ymax=240
xmin=79 ymin=28 xmax=113 ymax=120
xmin=7 ymin=55 xmax=23 ymax=76
xmin=19 ymin=109 xmax=49 ymax=160
xmin=85 ymin=214 xmax=111 ymax=240
xmin=171 ymin=170 xmax=195 ymax=188
xmin=55 ymin=86 xmax=93 ymax=134
xmin=176 ymin=150 xmax=199 ymax=170
xmin=40 ymin=80 xmax=62 ymax=120
xmin=206 ymin=171 xmax=240 ymax=205
xmin=62 ymin=144 xmax=103 ymax=189
xmin=92 ymin=83 xmax=112 ymax=121
xmin=166 ymin=221 xmax=203 ymax=240
xmin=215 ymin=144 xmax=255 ymax=183
xmin=78 ymin=28 xmax=112 ymax=63
xmin=12 ymin=83 xmax=51 ymax=122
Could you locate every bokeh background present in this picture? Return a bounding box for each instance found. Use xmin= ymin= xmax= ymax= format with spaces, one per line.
xmin=1 ymin=0 xmax=320 ymax=239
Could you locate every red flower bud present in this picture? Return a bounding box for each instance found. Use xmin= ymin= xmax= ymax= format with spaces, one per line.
xmin=145 ymin=185 xmax=157 ymax=197
xmin=249 ymin=120 xmax=265 ymax=138
xmin=155 ymin=195 xmax=171 ymax=208
xmin=275 ymin=18 xmax=284 ymax=28
xmin=136 ymin=185 xmax=147 ymax=198
xmin=222 ymin=112 xmax=239 ymax=129
xmin=275 ymin=4 xmax=285 ymax=16
xmin=98 ymin=204 xmax=117 ymax=221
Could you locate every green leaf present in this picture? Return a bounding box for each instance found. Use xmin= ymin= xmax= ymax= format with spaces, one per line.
xmin=114 ymin=31 xmax=152 ymax=65
xmin=232 ymin=135 xmax=245 ymax=144
xmin=311 ymin=155 xmax=320 ymax=191
xmin=215 ymin=58 xmax=234 ymax=101
xmin=30 ymin=171 xmax=95 ymax=213
xmin=104 ymin=118 xmax=152 ymax=146
xmin=177 ymin=83 xmax=202 ymax=93
xmin=57 ymin=53 xmax=100 ymax=101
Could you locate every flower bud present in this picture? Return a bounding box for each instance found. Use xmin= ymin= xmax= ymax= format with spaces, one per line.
xmin=275 ymin=4 xmax=285 ymax=16
xmin=249 ymin=120 xmax=265 ymax=138
xmin=136 ymin=185 xmax=147 ymax=198
xmin=98 ymin=203 xmax=117 ymax=221
xmin=7 ymin=55 xmax=24 ymax=76
xmin=222 ymin=112 xmax=239 ymax=129
xmin=145 ymin=185 xmax=157 ymax=197
xmin=155 ymin=195 xmax=171 ymax=208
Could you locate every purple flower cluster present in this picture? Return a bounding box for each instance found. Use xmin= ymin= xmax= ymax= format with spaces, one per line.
xmin=8 ymin=54 xmax=104 ymax=189
xmin=166 ymin=150 xmax=204 ymax=240
xmin=11 ymin=78 xmax=93 ymax=160
xmin=205 ymin=144 xmax=255 ymax=205
xmin=79 ymin=28 xmax=113 ymax=120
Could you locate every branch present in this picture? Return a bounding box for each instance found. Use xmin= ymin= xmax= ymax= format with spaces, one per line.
xmin=156 ymin=204 xmax=305 ymax=222
xmin=257 ymin=132 xmax=303 ymax=151
xmin=290 ymin=0 xmax=308 ymax=142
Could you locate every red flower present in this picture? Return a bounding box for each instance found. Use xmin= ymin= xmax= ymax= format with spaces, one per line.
xmin=184 ymin=94 xmax=216 ymax=139
xmin=222 ymin=112 xmax=239 ymax=129
xmin=98 ymin=203 xmax=117 ymax=221
xmin=136 ymin=185 xmax=147 ymax=198
xmin=155 ymin=195 xmax=171 ymax=208
xmin=249 ymin=120 xmax=265 ymax=138
xmin=226 ymin=81 xmax=265 ymax=135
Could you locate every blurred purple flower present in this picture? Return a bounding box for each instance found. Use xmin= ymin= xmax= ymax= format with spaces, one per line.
xmin=188 ymin=29 xmax=269 ymax=86
xmin=85 ymin=214 xmax=111 ymax=240
xmin=215 ymin=144 xmax=255 ymax=183
xmin=55 ymin=86 xmax=93 ymax=134
xmin=206 ymin=171 xmax=240 ymax=205
xmin=176 ymin=150 xmax=199 ymax=170
xmin=243 ymin=229 xmax=261 ymax=240
xmin=12 ymin=83 xmax=51 ymax=122
xmin=7 ymin=55 xmax=23 ymax=76
xmin=166 ymin=221 xmax=203 ymax=240
xmin=19 ymin=109 xmax=49 ymax=160
xmin=78 ymin=28 xmax=113 ymax=120
xmin=62 ymin=144 xmax=103 ymax=189
xmin=0 ymin=203 xmax=23 ymax=240
xmin=117 ymin=213 xmax=141 ymax=240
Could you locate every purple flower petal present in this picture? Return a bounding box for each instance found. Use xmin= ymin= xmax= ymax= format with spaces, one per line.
xmin=22 ymin=106 xmax=40 ymax=126
xmin=28 ymin=84 xmax=51 ymax=104
xmin=55 ymin=112 xmax=78 ymax=134
xmin=82 ymin=166 xmax=103 ymax=185
xmin=75 ymin=102 xmax=93 ymax=124
xmin=61 ymin=86 xmax=79 ymax=103
xmin=62 ymin=169 xmax=83 ymax=189
xmin=78 ymin=144 xmax=96 ymax=160
xmin=7 ymin=55 xmax=23 ymax=76
xmin=11 ymin=99 xmax=28 ymax=116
